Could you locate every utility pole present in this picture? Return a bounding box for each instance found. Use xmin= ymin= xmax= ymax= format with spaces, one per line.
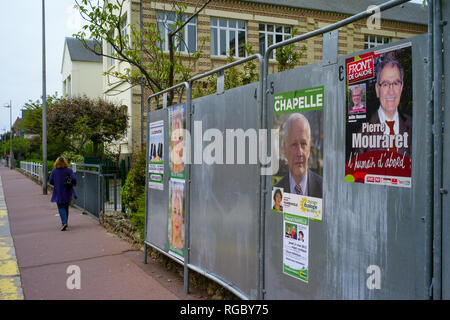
xmin=3 ymin=100 xmax=14 ymax=169
xmin=2 ymin=101 xmax=13 ymax=169
xmin=42 ymin=0 xmax=48 ymax=194
xmin=9 ymin=100 xmax=12 ymax=169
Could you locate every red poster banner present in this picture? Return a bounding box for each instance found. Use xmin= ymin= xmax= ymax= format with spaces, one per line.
xmin=345 ymin=43 xmax=413 ymax=188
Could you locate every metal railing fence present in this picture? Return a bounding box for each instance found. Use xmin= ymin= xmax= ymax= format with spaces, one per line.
xmin=20 ymin=161 xmax=43 ymax=182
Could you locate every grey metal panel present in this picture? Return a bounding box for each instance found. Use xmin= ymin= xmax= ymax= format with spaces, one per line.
xmin=189 ymin=82 xmax=261 ymax=299
xmin=323 ymin=30 xmax=339 ymax=66
xmin=264 ymin=62 xmax=326 ymax=299
xmin=146 ymin=108 xmax=169 ymax=251
xmin=442 ymin=0 xmax=450 ymax=300
xmin=73 ymin=171 xmax=84 ymax=209
xmin=264 ymin=35 xmax=428 ymax=299
xmin=84 ymin=172 xmax=100 ymax=218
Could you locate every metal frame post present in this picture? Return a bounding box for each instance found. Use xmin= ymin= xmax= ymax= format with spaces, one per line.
xmin=433 ymin=0 xmax=443 ymax=300
xmin=425 ymin=0 xmax=434 ymax=300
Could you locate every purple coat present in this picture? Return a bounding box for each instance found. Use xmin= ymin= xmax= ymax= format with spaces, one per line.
xmin=49 ymin=167 xmax=77 ymax=204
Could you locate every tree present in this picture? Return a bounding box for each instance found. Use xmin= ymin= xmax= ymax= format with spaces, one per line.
xmin=275 ymin=28 xmax=307 ymax=73
xmin=20 ymin=95 xmax=70 ymax=160
xmin=74 ymin=0 xmax=208 ymax=106
xmin=0 ymin=137 xmax=30 ymax=160
xmin=192 ymin=37 xmax=306 ymax=98
xmin=47 ymin=95 xmax=128 ymax=158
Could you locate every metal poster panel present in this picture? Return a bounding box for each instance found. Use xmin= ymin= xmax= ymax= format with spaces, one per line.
xmin=168 ymin=178 xmax=185 ymax=260
xmin=148 ymin=120 xmax=164 ymax=190
xmin=345 ymin=42 xmax=413 ymax=187
xmin=168 ymin=104 xmax=186 ymax=180
xmin=189 ymin=82 xmax=261 ymax=298
xmin=272 ymin=86 xmax=324 ymax=222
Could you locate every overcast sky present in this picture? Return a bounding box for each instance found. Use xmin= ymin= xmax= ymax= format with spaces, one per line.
xmin=0 ymin=0 xmax=82 ymax=133
xmin=0 ymin=0 xmax=424 ymax=134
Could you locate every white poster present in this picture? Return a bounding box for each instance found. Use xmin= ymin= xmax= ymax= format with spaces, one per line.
xmin=149 ymin=120 xmax=164 ymax=190
xmin=283 ymin=213 xmax=309 ymax=282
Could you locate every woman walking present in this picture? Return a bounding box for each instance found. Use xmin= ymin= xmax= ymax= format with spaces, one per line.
xmin=49 ymin=157 xmax=77 ymax=231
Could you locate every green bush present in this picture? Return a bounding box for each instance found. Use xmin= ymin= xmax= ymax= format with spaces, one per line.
xmin=130 ymin=193 xmax=146 ymax=241
xmin=61 ymin=151 xmax=84 ymax=164
xmin=121 ymin=150 xmax=146 ymax=214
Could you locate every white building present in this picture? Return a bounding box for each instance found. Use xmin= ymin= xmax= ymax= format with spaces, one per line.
xmin=61 ymin=37 xmax=103 ymax=98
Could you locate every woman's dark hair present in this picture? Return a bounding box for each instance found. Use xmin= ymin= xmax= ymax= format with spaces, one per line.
xmin=273 ymin=189 xmax=282 ymax=202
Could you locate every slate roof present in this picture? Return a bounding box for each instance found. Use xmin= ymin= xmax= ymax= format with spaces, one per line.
xmin=65 ymin=37 xmax=102 ymax=63
xmin=244 ymin=0 xmax=427 ymax=25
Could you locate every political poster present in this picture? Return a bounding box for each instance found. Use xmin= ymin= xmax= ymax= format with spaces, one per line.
xmin=168 ymin=178 xmax=185 ymax=260
xmin=272 ymin=86 xmax=324 ymax=221
xmin=345 ymin=43 xmax=412 ymax=187
xmin=148 ymin=120 xmax=164 ymax=190
xmin=168 ymin=104 xmax=186 ymax=180
xmin=283 ymin=214 xmax=309 ymax=282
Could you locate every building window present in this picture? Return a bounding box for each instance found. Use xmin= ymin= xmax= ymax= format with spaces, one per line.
xmin=157 ymin=12 xmax=197 ymax=54
xmin=259 ymin=24 xmax=292 ymax=60
xmin=210 ymin=18 xmax=246 ymax=58
xmin=106 ymin=30 xmax=115 ymax=68
xmin=63 ymin=79 xmax=66 ymax=96
xmin=66 ymin=75 xmax=71 ymax=97
xmin=121 ymin=15 xmax=128 ymax=39
xmin=364 ymin=35 xmax=391 ymax=49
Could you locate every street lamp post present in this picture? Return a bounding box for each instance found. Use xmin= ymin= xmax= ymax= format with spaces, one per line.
xmin=42 ymin=0 xmax=48 ymax=194
xmin=2 ymin=101 xmax=13 ymax=169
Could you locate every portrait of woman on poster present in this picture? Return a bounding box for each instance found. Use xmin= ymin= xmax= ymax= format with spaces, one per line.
xmin=285 ymin=225 xmax=291 ymax=238
xmin=273 ymin=188 xmax=283 ymax=212
xmin=299 ymin=231 xmax=304 ymax=242
xmin=348 ymin=84 xmax=367 ymax=114
xmin=170 ymin=115 xmax=184 ymax=175
xmin=170 ymin=192 xmax=184 ymax=251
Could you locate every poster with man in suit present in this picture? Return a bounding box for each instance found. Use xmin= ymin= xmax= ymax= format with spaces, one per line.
xmin=273 ymin=86 xmax=324 ymax=221
xmin=345 ymin=43 xmax=412 ymax=187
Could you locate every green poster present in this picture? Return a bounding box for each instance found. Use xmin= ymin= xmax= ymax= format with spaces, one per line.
xmin=283 ymin=213 xmax=309 ymax=282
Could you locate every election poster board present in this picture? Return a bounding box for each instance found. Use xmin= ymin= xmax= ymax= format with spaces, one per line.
xmin=345 ymin=43 xmax=412 ymax=187
xmin=168 ymin=104 xmax=186 ymax=180
xmin=148 ymin=120 xmax=164 ymax=190
xmin=168 ymin=178 xmax=185 ymax=260
xmin=283 ymin=214 xmax=309 ymax=282
xmin=272 ymin=86 xmax=324 ymax=222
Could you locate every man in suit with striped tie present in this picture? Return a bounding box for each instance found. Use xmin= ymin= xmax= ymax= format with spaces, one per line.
xmin=275 ymin=113 xmax=322 ymax=198
xmin=360 ymin=55 xmax=412 ymax=158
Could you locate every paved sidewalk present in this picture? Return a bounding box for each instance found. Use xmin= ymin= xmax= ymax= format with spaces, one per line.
xmin=0 ymin=174 xmax=24 ymax=300
xmin=0 ymin=166 xmax=203 ymax=300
